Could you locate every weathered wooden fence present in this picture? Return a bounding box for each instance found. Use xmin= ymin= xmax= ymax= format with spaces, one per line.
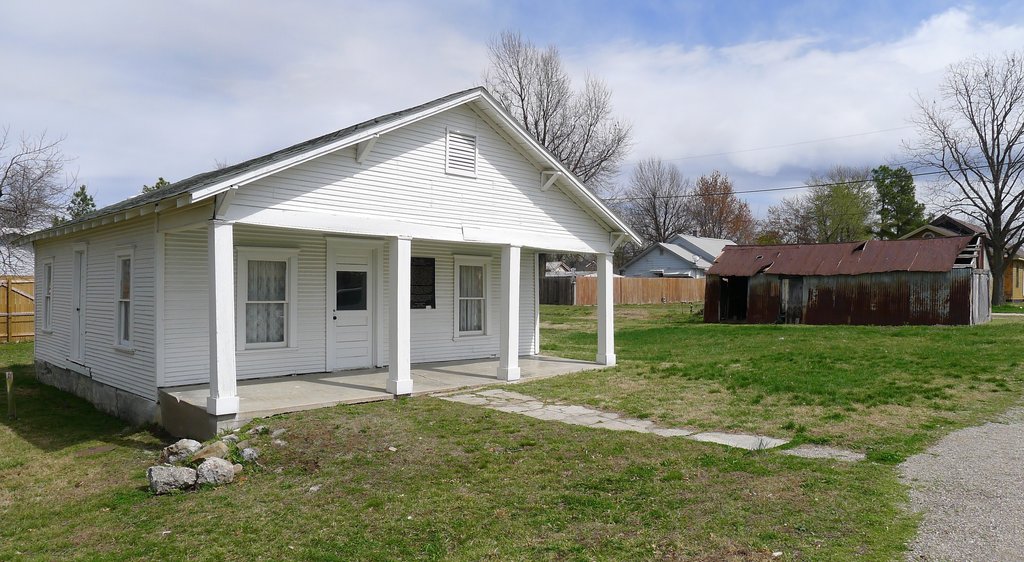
xmin=541 ymin=276 xmax=705 ymax=305
xmin=0 ymin=276 xmax=34 ymax=342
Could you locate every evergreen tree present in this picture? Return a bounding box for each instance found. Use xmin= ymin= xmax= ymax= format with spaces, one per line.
xmin=52 ymin=184 xmax=96 ymax=225
xmin=872 ymin=165 xmax=925 ymax=239
xmin=142 ymin=177 xmax=170 ymax=194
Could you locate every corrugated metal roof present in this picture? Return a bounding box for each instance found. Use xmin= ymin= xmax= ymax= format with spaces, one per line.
xmin=708 ymin=236 xmax=976 ymax=277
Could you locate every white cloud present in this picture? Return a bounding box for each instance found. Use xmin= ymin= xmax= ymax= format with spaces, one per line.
xmin=2 ymin=3 xmax=1024 ymax=216
xmin=570 ymin=8 xmax=1024 ymax=209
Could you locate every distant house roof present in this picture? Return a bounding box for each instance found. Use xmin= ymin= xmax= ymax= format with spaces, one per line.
xmin=622 ymin=235 xmax=735 ymax=273
xmin=670 ymin=234 xmax=736 ymax=262
xmin=708 ymin=236 xmax=980 ymax=277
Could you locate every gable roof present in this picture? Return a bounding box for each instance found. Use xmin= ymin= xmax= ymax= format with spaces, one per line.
xmin=708 ymin=236 xmax=979 ymax=277
xmin=621 ymin=242 xmax=714 ymax=272
xmin=670 ymin=234 xmax=736 ymax=261
xmin=26 ymin=87 xmax=640 ymax=246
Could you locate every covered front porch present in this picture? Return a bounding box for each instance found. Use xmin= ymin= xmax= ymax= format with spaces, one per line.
xmin=160 ymin=355 xmax=606 ymax=438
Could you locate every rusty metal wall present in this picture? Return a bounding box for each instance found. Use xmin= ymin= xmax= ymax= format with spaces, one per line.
xmin=703 ymin=275 xmax=720 ymax=323
xmin=706 ymin=269 xmax=989 ymax=326
xmin=747 ymin=275 xmax=781 ymax=324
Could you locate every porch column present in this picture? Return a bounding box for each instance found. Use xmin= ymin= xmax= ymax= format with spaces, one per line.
xmin=387 ymin=236 xmax=413 ymax=395
xmin=207 ymin=219 xmax=239 ymax=415
xmin=596 ymin=252 xmax=616 ymax=366
xmin=498 ymin=244 xmax=521 ymax=380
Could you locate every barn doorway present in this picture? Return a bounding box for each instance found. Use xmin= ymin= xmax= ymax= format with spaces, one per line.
xmin=720 ymin=276 xmax=748 ymax=321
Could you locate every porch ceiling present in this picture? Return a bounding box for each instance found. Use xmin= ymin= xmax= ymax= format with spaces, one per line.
xmin=161 ymin=355 xmax=606 ymax=419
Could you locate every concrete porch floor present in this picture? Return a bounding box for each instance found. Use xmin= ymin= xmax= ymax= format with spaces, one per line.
xmin=159 ymin=355 xmax=607 ymax=438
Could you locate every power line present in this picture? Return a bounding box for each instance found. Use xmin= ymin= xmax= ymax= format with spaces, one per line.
xmin=604 ymin=166 xmax=980 ymax=202
xmin=652 ymin=126 xmax=915 ymax=163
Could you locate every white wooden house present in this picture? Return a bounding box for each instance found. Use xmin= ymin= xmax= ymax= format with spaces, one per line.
xmin=25 ymin=88 xmax=639 ymax=435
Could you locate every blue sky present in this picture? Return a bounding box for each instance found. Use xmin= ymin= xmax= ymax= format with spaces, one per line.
xmin=3 ymin=1 xmax=1024 ymax=217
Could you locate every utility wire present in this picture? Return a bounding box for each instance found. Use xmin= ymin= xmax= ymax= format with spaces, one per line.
xmin=604 ymin=165 xmax=987 ymax=202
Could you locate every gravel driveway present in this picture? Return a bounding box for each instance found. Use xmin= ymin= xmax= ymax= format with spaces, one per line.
xmin=900 ymin=408 xmax=1024 ymax=561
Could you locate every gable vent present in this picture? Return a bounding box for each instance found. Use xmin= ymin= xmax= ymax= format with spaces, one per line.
xmin=446 ymin=129 xmax=477 ymax=177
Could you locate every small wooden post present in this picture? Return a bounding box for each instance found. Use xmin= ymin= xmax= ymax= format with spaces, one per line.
xmin=6 ymin=371 xmax=14 ymax=420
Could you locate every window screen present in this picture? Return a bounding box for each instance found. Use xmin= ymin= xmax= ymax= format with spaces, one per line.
xmin=411 ymin=257 xmax=435 ymax=309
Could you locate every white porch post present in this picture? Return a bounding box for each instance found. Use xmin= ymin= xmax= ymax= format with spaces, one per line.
xmin=387 ymin=236 xmax=413 ymax=395
xmin=596 ymin=252 xmax=616 ymax=366
xmin=207 ymin=219 xmax=239 ymax=415
xmin=498 ymin=244 xmax=521 ymax=380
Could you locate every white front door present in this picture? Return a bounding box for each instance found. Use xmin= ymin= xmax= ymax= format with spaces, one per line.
xmin=70 ymin=248 xmax=87 ymax=362
xmin=329 ymin=246 xmax=374 ymax=370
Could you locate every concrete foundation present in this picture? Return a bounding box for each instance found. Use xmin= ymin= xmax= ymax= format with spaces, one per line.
xmin=34 ymin=360 xmax=160 ymax=427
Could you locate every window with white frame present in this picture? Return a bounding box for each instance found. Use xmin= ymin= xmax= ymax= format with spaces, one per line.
xmin=445 ymin=128 xmax=477 ymax=177
xmin=237 ymin=248 xmax=299 ymax=349
xmin=115 ymin=249 xmax=133 ymax=347
xmin=41 ymin=260 xmax=53 ymax=331
xmin=454 ymin=256 xmax=488 ymax=336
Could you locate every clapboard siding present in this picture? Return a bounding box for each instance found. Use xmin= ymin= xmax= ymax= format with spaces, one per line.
xmin=233 ymin=225 xmax=327 ymax=379
xmin=230 ymin=105 xmax=611 ymax=251
xmin=34 ymin=215 xmax=158 ymax=399
xmin=162 ymin=228 xmax=210 ymax=386
xmin=621 ymin=249 xmax=703 ymax=278
xmin=161 ymin=230 xmax=540 ymax=387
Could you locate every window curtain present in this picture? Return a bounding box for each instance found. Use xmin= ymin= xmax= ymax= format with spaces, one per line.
xmin=246 ymin=260 xmax=287 ymax=343
xmin=459 ymin=265 xmax=484 ymax=332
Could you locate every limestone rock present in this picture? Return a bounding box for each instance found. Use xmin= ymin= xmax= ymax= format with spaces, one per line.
xmin=191 ymin=441 xmax=229 ymax=462
xmin=222 ymin=434 xmax=240 ymax=444
xmin=248 ymin=425 xmax=268 ymax=435
xmin=236 ymin=440 xmax=250 ymax=450
xmin=241 ymin=447 xmax=260 ymax=462
xmin=196 ymin=458 xmax=235 ymax=486
xmin=147 ymin=465 xmax=197 ymax=494
xmin=232 ymin=463 xmax=244 ymax=475
xmin=271 ymin=428 xmax=288 ymax=438
xmin=159 ymin=439 xmax=202 ymax=464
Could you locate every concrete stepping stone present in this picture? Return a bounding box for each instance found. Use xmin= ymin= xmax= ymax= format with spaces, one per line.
xmin=781 ymin=444 xmax=865 ymax=462
xmin=687 ymin=432 xmax=789 ymax=451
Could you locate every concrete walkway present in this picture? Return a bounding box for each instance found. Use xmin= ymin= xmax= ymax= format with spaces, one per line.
xmin=442 ymin=388 xmax=789 ymax=451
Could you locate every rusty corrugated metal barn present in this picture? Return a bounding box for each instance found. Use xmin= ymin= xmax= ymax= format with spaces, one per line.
xmin=704 ymin=235 xmax=991 ymax=325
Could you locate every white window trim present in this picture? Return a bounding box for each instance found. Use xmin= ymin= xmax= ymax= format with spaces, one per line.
xmin=453 ymin=254 xmax=490 ymax=338
xmin=40 ymin=258 xmax=54 ymax=333
xmin=445 ymin=127 xmax=478 ymax=178
xmin=113 ymin=247 xmax=134 ymax=352
xmin=236 ymin=247 xmax=300 ymax=351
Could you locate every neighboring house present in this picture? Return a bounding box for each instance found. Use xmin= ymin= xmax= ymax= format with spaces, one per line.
xmin=24 ymin=87 xmax=640 ymax=435
xmin=544 ymin=260 xmax=594 ymax=277
xmin=0 ymin=233 xmax=35 ymax=276
xmin=902 ymin=214 xmax=1024 ymax=302
xmin=620 ymin=234 xmax=735 ymax=278
xmin=704 ymin=236 xmax=990 ymax=325
xmin=545 ymin=261 xmax=574 ymax=277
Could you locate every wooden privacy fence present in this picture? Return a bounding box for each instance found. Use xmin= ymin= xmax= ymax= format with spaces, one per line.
xmin=0 ymin=276 xmax=34 ymax=342
xmin=541 ymin=276 xmax=705 ymax=305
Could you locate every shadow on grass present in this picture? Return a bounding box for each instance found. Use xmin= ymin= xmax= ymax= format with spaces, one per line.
xmin=1 ymin=361 xmax=168 ymax=453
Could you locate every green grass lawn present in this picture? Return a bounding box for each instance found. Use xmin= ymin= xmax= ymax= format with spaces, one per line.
xmin=3 ymin=306 xmax=1022 ymax=560
xmin=525 ymin=305 xmax=1024 ymax=462
xmin=992 ymin=303 xmax=1024 ymax=313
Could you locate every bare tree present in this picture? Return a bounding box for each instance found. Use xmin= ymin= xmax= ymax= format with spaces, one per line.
xmin=621 ymin=158 xmax=690 ymax=247
xmin=485 ymin=31 xmax=631 ymax=193
xmin=908 ymin=52 xmax=1024 ymax=305
xmin=0 ymin=127 xmax=75 ymax=273
xmin=685 ymin=170 xmax=756 ymax=243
